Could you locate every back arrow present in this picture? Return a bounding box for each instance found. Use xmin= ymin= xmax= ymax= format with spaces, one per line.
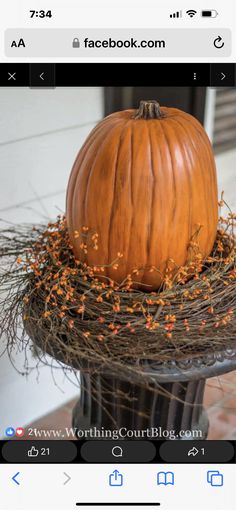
xmin=39 ymin=72 xmax=45 ymax=80
xmin=63 ymin=472 xmax=71 ymax=485
xmin=12 ymin=472 xmax=20 ymax=485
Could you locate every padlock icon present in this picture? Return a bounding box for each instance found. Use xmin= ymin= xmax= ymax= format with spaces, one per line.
xmin=72 ymin=38 xmax=80 ymax=48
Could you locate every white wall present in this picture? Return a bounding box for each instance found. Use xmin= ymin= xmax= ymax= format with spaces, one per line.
xmin=204 ymin=88 xmax=236 ymax=214
xmin=204 ymin=88 xmax=216 ymax=143
xmin=0 ymin=87 xmax=103 ymax=432
xmin=215 ymin=148 xmax=236 ymax=214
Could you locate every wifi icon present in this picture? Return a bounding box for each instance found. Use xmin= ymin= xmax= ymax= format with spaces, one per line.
xmin=186 ymin=9 xmax=197 ymax=17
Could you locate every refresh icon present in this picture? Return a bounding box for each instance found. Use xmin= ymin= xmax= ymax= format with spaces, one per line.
xmin=213 ymin=36 xmax=225 ymax=49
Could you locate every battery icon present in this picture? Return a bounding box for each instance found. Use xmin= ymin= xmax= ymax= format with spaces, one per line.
xmin=201 ymin=10 xmax=218 ymax=17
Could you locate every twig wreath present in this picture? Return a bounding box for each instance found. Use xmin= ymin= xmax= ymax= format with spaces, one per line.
xmin=0 ymin=199 xmax=235 ymax=383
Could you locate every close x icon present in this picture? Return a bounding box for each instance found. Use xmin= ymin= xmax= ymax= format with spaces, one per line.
xmin=7 ymin=71 xmax=16 ymax=81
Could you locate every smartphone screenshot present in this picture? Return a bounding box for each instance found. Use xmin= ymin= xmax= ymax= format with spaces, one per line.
xmin=0 ymin=1 xmax=236 ymax=508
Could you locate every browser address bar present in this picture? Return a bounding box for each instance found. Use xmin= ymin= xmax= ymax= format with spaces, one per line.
xmin=5 ymin=28 xmax=231 ymax=57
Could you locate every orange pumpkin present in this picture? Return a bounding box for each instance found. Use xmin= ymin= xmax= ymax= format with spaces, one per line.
xmin=66 ymin=100 xmax=218 ymax=290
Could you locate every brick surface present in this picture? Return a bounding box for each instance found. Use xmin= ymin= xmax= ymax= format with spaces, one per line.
xmin=203 ymin=380 xmax=233 ymax=409
xmin=204 ymin=370 xmax=236 ymax=439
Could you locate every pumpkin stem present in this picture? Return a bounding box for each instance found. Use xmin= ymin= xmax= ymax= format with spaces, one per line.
xmin=134 ymin=100 xmax=164 ymax=120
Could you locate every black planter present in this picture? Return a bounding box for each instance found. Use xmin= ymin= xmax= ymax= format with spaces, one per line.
xmin=72 ymin=350 xmax=236 ymax=440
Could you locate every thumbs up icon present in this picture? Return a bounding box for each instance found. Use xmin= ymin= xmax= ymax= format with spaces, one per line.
xmin=27 ymin=446 xmax=39 ymax=457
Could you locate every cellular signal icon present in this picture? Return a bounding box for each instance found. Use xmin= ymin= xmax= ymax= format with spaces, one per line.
xmin=170 ymin=10 xmax=182 ymax=18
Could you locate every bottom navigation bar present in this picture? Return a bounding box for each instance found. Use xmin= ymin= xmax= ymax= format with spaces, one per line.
xmin=0 ymin=463 xmax=235 ymax=509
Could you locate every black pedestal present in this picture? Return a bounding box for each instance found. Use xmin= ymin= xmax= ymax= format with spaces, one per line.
xmin=73 ymin=374 xmax=208 ymax=439
xmin=72 ymin=350 xmax=236 ymax=440
xmin=28 ymin=321 xmax=236 ymax=441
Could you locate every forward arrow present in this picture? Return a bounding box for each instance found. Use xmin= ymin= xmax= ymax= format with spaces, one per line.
xmin=63 ymin=472 xmax=71 ymax=485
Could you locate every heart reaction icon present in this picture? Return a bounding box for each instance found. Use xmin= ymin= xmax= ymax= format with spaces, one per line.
xmin=15 ymin=427 xmax=25 ymax=437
